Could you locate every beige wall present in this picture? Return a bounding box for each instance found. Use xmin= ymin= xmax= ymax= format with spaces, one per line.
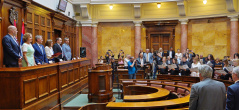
xmin=187 ymin=17 xmax=230 ymax=59
xmin=97 ymin=23 xmax=135 ymax=59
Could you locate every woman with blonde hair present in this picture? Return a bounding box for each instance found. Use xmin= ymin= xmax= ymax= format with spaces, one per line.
xmin=45 ymin=39 xmax=54 ymax=62
xmin=22 ymin=33 xmax=36 ymax=67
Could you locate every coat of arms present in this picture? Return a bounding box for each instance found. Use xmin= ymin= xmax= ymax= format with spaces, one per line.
xmin=9 ymin=7 xmax=18 ymax=25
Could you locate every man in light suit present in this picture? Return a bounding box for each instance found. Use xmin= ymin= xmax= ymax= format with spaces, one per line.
xmin=167 ymin=47 xmax=175 ymax=59
xmin=136 ymin=53 xmax=146 ymax=70
xmin=2 ymin=25 xmax=22 ymax=67
xmin=226 ymin=66 xmax=239 ymax=110
xmin=189 ymin=65 xmax=226 ymax=110
xmin=143 ymin=49 xmax=153 ymax=64
xmin=53 ymin=37 xmax=63 ymax=62
xmin=32 ymin=35 xmax=48 ymax=65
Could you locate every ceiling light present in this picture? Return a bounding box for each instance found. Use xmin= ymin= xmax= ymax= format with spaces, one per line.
xmin=157 ymin=3 xmax=161 ymax=8
xmin=109 ymin=4 xmax=113 ymax=10
xmin=203 ymin=0 xmax=207 ymax=4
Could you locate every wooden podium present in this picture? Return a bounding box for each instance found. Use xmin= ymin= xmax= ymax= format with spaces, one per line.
xmin=88 ymin=65 xmax=113 ymax=103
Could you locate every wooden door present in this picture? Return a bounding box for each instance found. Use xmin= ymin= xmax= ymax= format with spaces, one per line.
xmin=161 ymin=34 xmax=170 ymax=53
xmin=150 ymin=33 xmax=171 ymax=55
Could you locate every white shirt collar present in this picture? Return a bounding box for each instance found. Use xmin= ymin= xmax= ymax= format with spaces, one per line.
xmin=235 ymin=80 xmax=239 ymax=84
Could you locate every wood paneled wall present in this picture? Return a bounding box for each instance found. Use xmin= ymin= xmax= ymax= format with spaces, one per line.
xmin=0 ymin=0 xmax=79 ymax=67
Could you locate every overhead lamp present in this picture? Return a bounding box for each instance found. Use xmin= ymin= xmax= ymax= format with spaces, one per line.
xmin=157 ymin=3 xmax=161 ymax=8
xmin=109 ymin=4 xmax=113 ymax=10
xmin=203 ymin=0 xmax=207 ymax=4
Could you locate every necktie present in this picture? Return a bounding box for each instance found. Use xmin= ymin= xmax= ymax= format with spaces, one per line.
xmin=39 ymin=45 xmax=43 ymax=54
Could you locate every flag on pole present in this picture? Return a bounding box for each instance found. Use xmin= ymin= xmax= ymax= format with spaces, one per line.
xmin=20 ymin=21 xmax=25 ymax=46
xmin=14 ymin=19 xmax=16 ymax=27
xmin=13 ymin=19 xmax=18 ymax=42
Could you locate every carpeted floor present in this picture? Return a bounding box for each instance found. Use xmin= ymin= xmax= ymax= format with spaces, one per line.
xmin=64 ymin=88 xmax=123 ymax=108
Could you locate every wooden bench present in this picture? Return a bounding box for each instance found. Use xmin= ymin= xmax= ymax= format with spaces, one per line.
xmin=157 ymin=74 xmax=200 ymax=83
xmin=114 ymin=69 xmax=144 ymax=82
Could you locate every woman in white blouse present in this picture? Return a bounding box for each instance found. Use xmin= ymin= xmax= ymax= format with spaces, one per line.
xmin=191 ymin=58 xmax=201 ymax=77
xmin=45 ymin=39 xmax=54 ymax=63
xmin=175 ymin=49 xmax=182 ymax=59
xmin=22 ymin=33 xmax=36 ymax=67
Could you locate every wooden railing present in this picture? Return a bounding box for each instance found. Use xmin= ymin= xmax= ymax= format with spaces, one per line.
xmin=0 ymin=58 xmax=90 ymax=110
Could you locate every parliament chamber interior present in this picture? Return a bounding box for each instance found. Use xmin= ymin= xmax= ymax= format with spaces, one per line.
xmin=1 ymin=0 xmax=239 ymax=110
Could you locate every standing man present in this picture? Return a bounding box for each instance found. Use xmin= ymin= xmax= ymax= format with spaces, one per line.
xmin=32 ymin=35 xmax=49 ymax=65
xmin=53 ymin=37 xmax=63 ymax=62
xmin=143 ymin=49 xmax=153 ymax=64
xmin=226 ymin=66 xmax=239 ymax=110
xmin=136 ymin=53 xmax=146 ymax=70
xmin=189 ymin=65 xmax=226 ymax=110
xmin=62 ymin=37 xmax=71 ymax=61
xmin=180 ymin=56 xmax=191 ymax=76
xmin=2 ymin=25 xmax=22 ymax=67
xmin=167 ymin=47 xmax=175 ymax=59
xmin=128 ymin=57 xmax=137 ymax=79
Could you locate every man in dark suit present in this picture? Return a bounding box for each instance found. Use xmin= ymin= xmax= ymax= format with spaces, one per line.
xmin=226 ymin=66 xmax=239 ymax=110
xmin=167 ymin=47 xmax=175 ymax=59
xmin=136 ymin=53 xmax=146 ymax=70
xmin=166 ymin=56 xmax=172 ymax=65
xmin=2 ymin=25 xmax=22 ymax=67
xmin=32 ymin=35 xmax=48 ymax=65
xmin=53 ymin=37 xmax=63 ymax=62
xmin=189 ymin=65 xmax=226 ymax=110
xmin=180 ymin=56 xmax=191 ymax=76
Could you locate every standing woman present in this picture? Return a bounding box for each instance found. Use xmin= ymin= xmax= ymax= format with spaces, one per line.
xmin=191 ymin=58 xmax=201 ymax=77
xmin=22 ymin=33 xmax=36 ymax=67
xmin=45 ymin=39 xmax=54 ymax=62
xmin=175 ymin=49 xmax=182 ymax=59
xmin=169 ymin=58 xmax=179 ymax=75
xmin=207 ymin=54 xmax=216 ymax=78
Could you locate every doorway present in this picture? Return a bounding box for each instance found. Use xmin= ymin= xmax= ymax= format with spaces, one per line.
xmin=150 ymin=33 xmax=172 ymax=56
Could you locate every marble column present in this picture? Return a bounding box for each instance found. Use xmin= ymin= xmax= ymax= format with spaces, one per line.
xmin=180 ymin=19 xmax=188 ymax=53
xmin=229 ymin=16 xmax=239 ymax=58
xmin=75 ymin=21 xmax=80 ymax=57
xmin=134 ymin=22 xmax=141 ymax=58
xmin=81 ymin=23 xmax=93 ymax=66
xmin=91 ymin=23 xmax=98 ymax=67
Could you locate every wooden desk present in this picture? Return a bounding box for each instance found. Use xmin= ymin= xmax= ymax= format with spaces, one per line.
xmin=107 ymin=84 xmax=191 ymax=110
xmin=88 ymin=65 xmax=113 ymax=103
xmin=124 ymin=85 xmax=170 ymax=102
xmin=0 ymin=58 xmax=90 ymax=110
xmin=115 ymin=69 xmax=144 ymax=82
xmin=157 ymin=74 xmax=200 ymax=83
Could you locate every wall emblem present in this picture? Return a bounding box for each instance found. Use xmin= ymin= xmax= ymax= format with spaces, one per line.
xmin=9 ymin=7 xmax=18 ymax=25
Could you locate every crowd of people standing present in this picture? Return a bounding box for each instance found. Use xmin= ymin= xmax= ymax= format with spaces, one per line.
xmin=2 ymin=25 xmax=73 ymax=67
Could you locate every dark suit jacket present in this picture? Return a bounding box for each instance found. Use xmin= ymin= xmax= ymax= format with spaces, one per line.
xmin=53 ymin=43 xmax=63 ymax=62
xmin=136 ymin=58 xmax=146 ymax=70
xmin=170 ymin=64 xmax=179 ymax=75
xmin=2 ymin=34 xmax=21 ymax=67
xmin=32 ymin=43 xmax=48 ymax=64
xmin=226 ymin=81 xmax=239 ymax=110
xmin=158 ymin=62 xmax=168 ymax=74
xmin=166 ymin=59 xmax=172 ymax=65
xmin=167 ymin=50 xmax=175 ymax=59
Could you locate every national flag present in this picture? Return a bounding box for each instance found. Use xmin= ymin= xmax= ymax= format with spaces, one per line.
xmin=20 ymin=21 xmax=25 ymax=46
xmin=13 ymin=19 xmax=18 ymax=42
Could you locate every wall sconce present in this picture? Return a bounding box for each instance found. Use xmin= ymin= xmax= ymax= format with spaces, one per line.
xmin=157 ymin=3 xmax=161 ymax=8
xmin=109 ymin=4 xmax=113 ymax=10
xmin=203 ymin=0 xmax=207 ymax=4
